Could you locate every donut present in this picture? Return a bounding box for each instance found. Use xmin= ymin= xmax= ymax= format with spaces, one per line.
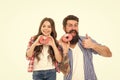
xmin=62 ymin=34 xmax=73 ymax=42
xmin=39 ymin=36 xmax=50 ymax=44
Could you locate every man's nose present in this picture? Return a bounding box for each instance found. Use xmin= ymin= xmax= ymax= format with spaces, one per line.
xmin=71 ymin=26 xmax=76 ymax=30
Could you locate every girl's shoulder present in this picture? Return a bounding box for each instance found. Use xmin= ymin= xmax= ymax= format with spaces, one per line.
xmin=28 ymin=35 xmax=37 ymax=45
xmin=30 ymin=35 xmax=37 ymax=41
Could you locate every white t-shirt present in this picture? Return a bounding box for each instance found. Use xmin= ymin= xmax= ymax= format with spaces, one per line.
xmin=33 ymin=45 xmax=55 ymax=71
xmin=70 ymin=43 xmax=85 ymax=80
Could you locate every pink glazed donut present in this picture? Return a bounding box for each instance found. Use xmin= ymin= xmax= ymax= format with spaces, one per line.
xmin=62 ymin=34 xmax=73 ymax=42
xmin=39 ymin=36 xmax=50 ymax=44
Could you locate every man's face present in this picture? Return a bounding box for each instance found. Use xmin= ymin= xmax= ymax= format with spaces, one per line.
xmin=64 ymin=20 xmax=79 ymax=44
xmin=64 ymin=20 xmax=78 ymax=37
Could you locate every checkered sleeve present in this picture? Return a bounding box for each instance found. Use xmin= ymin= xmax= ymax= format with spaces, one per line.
xmin=26 ymin=36 xmax=35 ymax=72
xmin=26 ymin=36 xmax=35 ymax=60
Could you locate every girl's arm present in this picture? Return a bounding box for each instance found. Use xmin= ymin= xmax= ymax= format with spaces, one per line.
xmin=26 ymin=36 xmax=41 ymax=58
xmin=47 ymin=36 xmax=62 ymax=63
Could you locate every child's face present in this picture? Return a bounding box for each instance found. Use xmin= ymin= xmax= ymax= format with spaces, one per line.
xmin=41 ymin=21 xmax=52 ymax=36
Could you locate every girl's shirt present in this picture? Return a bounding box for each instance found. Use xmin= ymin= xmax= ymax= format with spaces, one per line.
xmin=33 ymin=45 xmax=55 ymax=71
xmin=26 ymin=36 xmax=55 ymax=72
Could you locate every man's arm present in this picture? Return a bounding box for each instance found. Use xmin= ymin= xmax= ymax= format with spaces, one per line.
xmin=82 ymin=34 xmax=112 ymax=57
xmin=90 ymin=43 xmax=112 ymax=57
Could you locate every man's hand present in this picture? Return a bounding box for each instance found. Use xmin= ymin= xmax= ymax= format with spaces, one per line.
xmin=82 ymin=34 xmax=95 ymax=49
xmin=59 ymin=38 xmax=70 ymax=56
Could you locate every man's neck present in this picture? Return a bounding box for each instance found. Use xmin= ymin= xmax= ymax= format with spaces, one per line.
xmin=70 ymin=43 xmax=77 ymax=48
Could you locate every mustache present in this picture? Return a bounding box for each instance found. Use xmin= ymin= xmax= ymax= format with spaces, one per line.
xmin=69 ymin=30 xmax=78 ymax=34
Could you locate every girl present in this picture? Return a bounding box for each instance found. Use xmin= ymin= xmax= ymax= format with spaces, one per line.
xmin=26 ymin=17 xmax=62 ymax=80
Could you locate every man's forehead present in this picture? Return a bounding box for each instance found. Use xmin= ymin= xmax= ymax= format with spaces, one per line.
xmin=67 ymin=20 xmax=78 ymax=24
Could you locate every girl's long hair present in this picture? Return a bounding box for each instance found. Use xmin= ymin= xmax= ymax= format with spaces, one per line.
xmin=33 ymin=17 xmax=59 ymax=64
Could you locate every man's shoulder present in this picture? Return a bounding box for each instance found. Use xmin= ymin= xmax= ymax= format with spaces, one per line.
xmin=79 ymin=35 xmax=86 ymax=40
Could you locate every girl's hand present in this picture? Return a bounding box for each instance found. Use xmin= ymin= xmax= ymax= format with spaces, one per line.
xmin=46 ymin=36 xmax=55 ymax=47
xmin=33 ymin=35 xmax=43 ymax=46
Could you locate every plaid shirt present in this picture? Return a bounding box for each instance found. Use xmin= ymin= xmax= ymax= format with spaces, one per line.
xmin=26 ymin=36 xmax=60 ymax=72
xmin=26 ymin=36 xmax=35 ymax=72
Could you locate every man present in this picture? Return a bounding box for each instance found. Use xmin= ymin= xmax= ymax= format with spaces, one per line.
xmin=59 ymin=15 xmax=112 ymax=80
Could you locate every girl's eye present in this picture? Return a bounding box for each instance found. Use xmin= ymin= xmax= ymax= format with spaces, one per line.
xmin=48 ymin=25 xmax=51 ymax=28
xmin=42 ymin=25 xmax=46 ymax=28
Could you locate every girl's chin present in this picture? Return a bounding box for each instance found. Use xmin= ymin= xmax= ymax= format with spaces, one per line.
xmin=42 ymin=34 xmax=50 ymax=36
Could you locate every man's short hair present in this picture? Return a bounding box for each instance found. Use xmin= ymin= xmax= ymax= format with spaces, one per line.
xmin=63 ymin=15 xmax=79 ymax=28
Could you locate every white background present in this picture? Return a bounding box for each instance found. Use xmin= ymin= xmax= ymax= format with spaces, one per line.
xmin=0 ymin=0 xmax=120 ymax=80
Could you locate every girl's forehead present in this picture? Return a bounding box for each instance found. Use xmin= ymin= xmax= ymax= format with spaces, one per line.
xmin=42 ymin=21 xmax=51 ymax=25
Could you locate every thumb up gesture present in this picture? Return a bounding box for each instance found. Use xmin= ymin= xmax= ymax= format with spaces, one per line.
xmin=82 ymin=34 xmax=95 ymax=49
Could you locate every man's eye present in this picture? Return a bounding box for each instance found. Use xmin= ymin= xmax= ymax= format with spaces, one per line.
xmin=68 ymin=24 xmax=72 ymax=27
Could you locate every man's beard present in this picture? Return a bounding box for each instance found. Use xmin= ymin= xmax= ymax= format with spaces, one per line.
xmin=68 ymin=30 xmax=79 ymax=44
